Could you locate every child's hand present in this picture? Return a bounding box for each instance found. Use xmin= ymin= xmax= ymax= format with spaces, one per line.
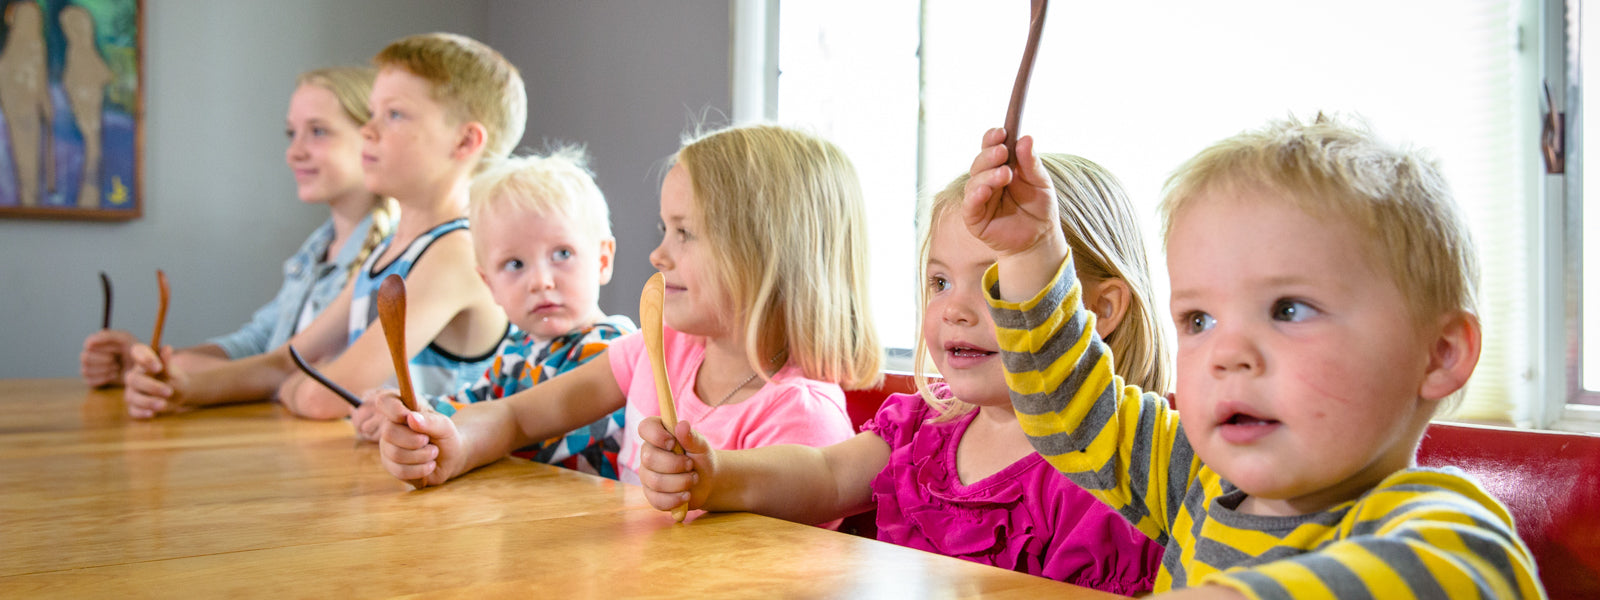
xmin=961 ymin=128 xmax=1061 ymax=258
xmin=374 ymin=390 xmax=463 ymax=487
xmin=350 ymin=388 xmax=395 ymax=442
xmin=122 ymin=343 xmax=188 ymax=419
xmin=636 ymin=416 xmax=717 ymax=512
xmin=81 ymin=329 xmax=136 ymax=387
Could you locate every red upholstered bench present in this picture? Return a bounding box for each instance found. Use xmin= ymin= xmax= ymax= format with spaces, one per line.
xmin=843 ymin=373 xmax=1600 ymax=599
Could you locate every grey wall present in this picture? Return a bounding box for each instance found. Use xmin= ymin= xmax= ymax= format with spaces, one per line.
xmin=486 ymin=0 xmax=732 ymax=324
xmin=0 ymin=0 xmax=488 ymax=378
xmin=0 ymin=0 xmax=732 ymax=379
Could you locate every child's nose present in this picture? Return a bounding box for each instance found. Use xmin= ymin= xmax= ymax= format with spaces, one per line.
xmin=648 ymin=242 xmax=670 ymax=272
xmin=359 ymin=120 xmax=377 ymax=141
xmin=941 ymin=301 xmax=977 ymax=326
xmin=1208 ymin=326 xmax=1263 ymax=376
xmin=527 ymin=264 xmax=555 ymax=291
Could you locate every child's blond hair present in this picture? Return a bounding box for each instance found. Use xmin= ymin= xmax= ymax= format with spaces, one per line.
xmin=674 ymin=124 xmax=883 ymax=390
xmin=914 ymin=154 xmax=1172 ymax=418
xmin=467 ymin=147 xmax=613 ymax=263
xmin=373 ymin=33 xmax=527 ymax=173
xmin=1159 ymin=114 xmax=1479 ymax=324
xmin=294 ymin=66 xmax=396 ymax=277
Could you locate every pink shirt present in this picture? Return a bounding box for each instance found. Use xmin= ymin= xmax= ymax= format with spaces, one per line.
xmin=610 ymin=326 xmax=854 ymax=484
xmin=864 ymin=386 xmax=1162 ymax=594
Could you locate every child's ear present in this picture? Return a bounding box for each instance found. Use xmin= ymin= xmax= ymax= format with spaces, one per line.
xmin=596 ymin=238 xmax=616 ymax=286
xmin=1088 ymin=278 xmax=1132 ymax=339
xmin=453 ymin=121 xmax=489 ymax=162
xmin=1418 ymin=310 xmax=1482 ymax=401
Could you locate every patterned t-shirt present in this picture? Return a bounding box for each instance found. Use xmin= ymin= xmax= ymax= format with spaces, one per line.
xmin=428 ymin=315 xmax=637 ymax=479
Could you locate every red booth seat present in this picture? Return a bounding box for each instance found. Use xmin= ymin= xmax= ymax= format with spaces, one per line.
xmin=844 ymin=373 xmax=1600 ymax=599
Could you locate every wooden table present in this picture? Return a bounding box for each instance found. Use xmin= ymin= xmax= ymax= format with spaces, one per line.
xmin=0 ymin=379 xmax=1123 ymax=599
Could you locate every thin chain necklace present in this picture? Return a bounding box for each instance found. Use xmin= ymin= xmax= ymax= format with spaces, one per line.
xmin=706 ymin=349 xmax=788 ymax=408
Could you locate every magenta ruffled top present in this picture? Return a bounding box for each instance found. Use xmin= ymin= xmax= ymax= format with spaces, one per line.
xmin=864 ymin=386 xmax=1162 ymax=594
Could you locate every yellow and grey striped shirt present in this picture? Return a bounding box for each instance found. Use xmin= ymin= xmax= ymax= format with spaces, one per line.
xmin=984 ymin=255 xmax=1545 ymax=599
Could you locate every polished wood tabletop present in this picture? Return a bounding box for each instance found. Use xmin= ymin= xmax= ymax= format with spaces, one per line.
xmin=0 ymin=379 xmax=1125 ymax=599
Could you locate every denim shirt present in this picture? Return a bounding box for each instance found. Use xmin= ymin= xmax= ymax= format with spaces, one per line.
xmin=207 ymin=214 xmax=378 ymax=359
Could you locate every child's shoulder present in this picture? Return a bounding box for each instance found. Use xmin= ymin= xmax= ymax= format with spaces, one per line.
xmin=1351 ymin=466 xmax=1517 ymax=533
xmin=588 ymin=314 xmax=638 ymax=336
xmin=861 ymin=384 xmax=952 ymax=443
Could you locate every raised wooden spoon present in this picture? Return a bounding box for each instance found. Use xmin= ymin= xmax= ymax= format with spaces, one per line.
xmin=149 ymin=269 xmax=170 ymax=376
xmin=1002 ymin=0 xmax=1049 ymax=171
xmin=377 ymin=274 xmax=426 ymax=489
xmin=640 ymin=272 xmax=688 ymax=523
xmin=376 ymin=274 xmax=420 ymax=413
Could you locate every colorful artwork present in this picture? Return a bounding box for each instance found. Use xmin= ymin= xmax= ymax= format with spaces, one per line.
xmin=0 ymin=0 xmax=139 ymax=220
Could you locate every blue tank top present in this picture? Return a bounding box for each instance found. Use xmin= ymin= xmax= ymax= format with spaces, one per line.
xmin=347 ymin=218 xmax=503 ymax=398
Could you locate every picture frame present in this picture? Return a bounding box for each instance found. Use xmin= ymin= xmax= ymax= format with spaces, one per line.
xmin=0 ymin=0 xmax=141 ymax=220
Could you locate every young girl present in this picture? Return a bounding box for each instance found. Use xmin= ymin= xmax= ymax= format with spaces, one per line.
xmin=373 ymin=124 xmax=883 ymax=488
xmin=121 ymin=34 xmax=520 ymax=420
xmin=635 ymin=152 xmax=1167 ymax=593
xmin=80 ymin=67 xmax=394 ymax=387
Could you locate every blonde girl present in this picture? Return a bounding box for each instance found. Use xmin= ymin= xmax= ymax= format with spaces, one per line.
xmin=634 ymin=148 xmax=1168 ymax=593
xmin=80 ymin=67 xmax=394 ymax=387
xmin=374 ymin=123 xmax=882 ymax=486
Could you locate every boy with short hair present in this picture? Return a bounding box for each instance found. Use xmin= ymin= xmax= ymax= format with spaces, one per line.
xmin=963 ymin=116 xmax=1544 ymax=598
xmin=356 ymin=149 xmax=636 ymax=479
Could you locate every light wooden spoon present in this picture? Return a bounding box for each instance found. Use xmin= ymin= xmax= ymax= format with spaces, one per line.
xmin=376 ymin=274 xmax=426 ymax=489
xmin=640 ymin=272 xmax=688 ymax=522
xmin=149 ymin=270 xmax=169 ymax=376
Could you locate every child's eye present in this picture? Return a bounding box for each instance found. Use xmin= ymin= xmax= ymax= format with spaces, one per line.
xmin=1179 ymin=311 xmax=1216 ymax=335
xmin=501 ymin=258 xmax=524 ymax=273
xmin=1271 ymin=299 xmax=1319 ymax=322
xmin=551 ymin=248 xmax=573 ymax=262
xmin=656 ymin=221 xmax=666 ymax=236
xmin=284 ymin=128 xmax=295 ymax=140
xmin=310 ymin=126 xmax=327 ymax=137
xmin=388 ymin=109 xmax=403 ymax=120
xmin=927 ymin=275 xmax=950 ymax=293
xmin=677 ymin=227 xmax=692 ymax=242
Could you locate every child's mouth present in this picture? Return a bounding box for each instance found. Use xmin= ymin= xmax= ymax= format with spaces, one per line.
xmin=943 ymin=344 xmax=996 ymax=368
xmin=1217 ymin=411 xmax=1281 ymax=444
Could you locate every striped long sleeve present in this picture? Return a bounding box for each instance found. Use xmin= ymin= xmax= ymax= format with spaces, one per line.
xmin=984 ymin=253 xmax=1545 ymax=598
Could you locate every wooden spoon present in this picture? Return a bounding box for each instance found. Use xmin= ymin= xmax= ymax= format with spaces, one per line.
xmin=1002 ymin=0 xmax=1049 ymax=171
xmin=376 ymin=274 xmax=419 ymax=412
xmin=640 ymin=272 xmax=688 ymax=522
xmin=376 ymin=274 xmax=427 ymax=489
xmin=99 ymin=271 xmax=112 ymax=330
xmin=149 ymin=270 xmax=170 ymax=376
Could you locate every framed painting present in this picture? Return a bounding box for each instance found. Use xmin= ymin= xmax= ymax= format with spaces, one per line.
xmin=0 ymin=0 xmax=141 ymax=220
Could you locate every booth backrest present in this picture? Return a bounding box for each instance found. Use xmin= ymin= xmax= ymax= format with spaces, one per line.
xmin=845 ymin=373 xmax=1600 ymax=599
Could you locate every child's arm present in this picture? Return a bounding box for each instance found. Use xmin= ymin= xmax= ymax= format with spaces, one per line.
xmin=965 ymin=128 xmax=1194 ymax=543
xmin=376 ymin=353 xmax=626 ymax=486
xmin=120 ymin=280 xmax=360 ymax=417
xmin=279 ymin=233 xmax=504 ymax=419
xmin=636 ymin=417 xmax=889 ymax=525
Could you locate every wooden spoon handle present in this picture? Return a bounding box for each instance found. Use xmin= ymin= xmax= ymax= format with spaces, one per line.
xmin=149 ymin=270 xmax=170 ymax=377
xmin=639 ymin=272 xmax=687 ymax=522
xmin=150 ymin=269 xmax=169 ymax=350
xmin=99 ymin=271 xmax=112 ymax=330
xmin=1003 ymin=0 xmax=1049 ymax=170
xmin=376 ymin=274 xmax=426 ymax=489
xmin=376 ymin=274 xmax=419 ymax=412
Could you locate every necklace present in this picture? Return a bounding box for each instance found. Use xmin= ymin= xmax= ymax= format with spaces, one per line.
xmin=707 ymin=349 xmax=788 ymax=408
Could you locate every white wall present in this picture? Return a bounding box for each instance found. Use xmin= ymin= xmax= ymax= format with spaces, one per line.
xmin=485 ymin=0 xmax=732 ymax=324
xmin=0 ymin=0 xmax=488 ymax=378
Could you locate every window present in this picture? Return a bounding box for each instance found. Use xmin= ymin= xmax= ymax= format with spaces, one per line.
xmin=742 ymin=0 xmax=1592 ymax=430
xmin=1562 ymin=0 xmax=1600 ymax=426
